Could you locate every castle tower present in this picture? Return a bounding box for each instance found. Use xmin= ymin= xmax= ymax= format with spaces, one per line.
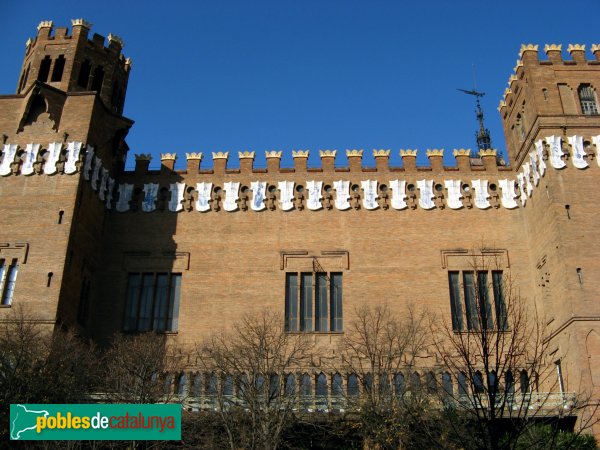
xmin=17 ymin=19 xmax=131 ymax=115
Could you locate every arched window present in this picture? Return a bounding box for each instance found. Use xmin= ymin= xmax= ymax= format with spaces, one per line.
xmin=347 ymin=374 xmax=359 ymax=397
xmin=316 ymin=373 xmax=328 ymax=398
xmin=193 ymin=373 xmax=202 ymax=397
xmin=163 ymin=374 xmax=173 ymax=395
xmin=255 ymin=374 xmax=265 ymax=395
xmin=332 ymin=373 xmax=343 ymax=397
xmin=379 ymin=373 xmax=390 ymax=395
xmin=520 ymin=370 xmax=530 ymax=394
xmin=177 ymin=373 xmax=187 ymax=396
xmin=269 ymin=374 xmax=280 ymax=398
xmin=394 ymin=373 xmax=405 ymax=397
xmin=458 ymin=372 xmax=468 ymax=396
xmin=285 ymin=373 xmax=296 ymax=396
xmin=474 ymin=371 xmax=484 ymax=393
xmin=442 ymin=372 xmax=453 ymax=396
xmin=223 ymin=374 xmax=234 ymax=397
xmin=207 ymin=372 xmax=217 ymax=396
xmin=579 ymin=84 xmax=598 ymax=115
xmin=427 ymin=372 xmax=437 ymax=394
xmin=238 ymin=373 xmax=249 ymax=397
xmin=505 ymin=370 xmax=515 ymax=395
xmin=301 ymin=373 xmax=312 ymax=397
xmin=488 ymin=371 xmax=498 ymax=395
xmin=364 ymin=373 xmax=373 ymax=394
xmin=410 ymin=372 xmax=420 ymax=392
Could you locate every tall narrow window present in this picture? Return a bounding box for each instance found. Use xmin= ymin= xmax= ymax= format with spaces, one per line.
xmin=91 ymin=66 xmax=105 ymax=92
xmin=285 ymin=273 xmax=298 ymax=331
xmin=330 ymin=272 xmax=343 ymax=331
xmin=478 ymin=271 xmax=493 ymax=329
xmin=463 ymin=272 xmax=478 ymax=330
xmin=315 ymin=273 xmax=328 ymax=331
xmin=448 ymin=271 xmax=464 ymax=331
xmin=492 ymin=271 xmax=507 ymax=330
xmin=579 ymin=84 xmax=598 ymax=115
xmin=458 ymin=372 xmax=468 ymax=396
xmin=122 ymin=272 xmax=182 ymax=332
xmin=348 ymin=374 xmax=359 ymax=397
xmin=50 ymin=55 xmax=65 ymax=82
xmin=0 ymin=260 xmax=6 ymax=302
xmin=19 ymin=63 xmax=30 ymax=92
xmin=37 ymin=56 xmax=51 ymax=82
xmin=78 ymin=60 xmax=91 ymax=88
xmin=2 ymin=260 xmax=18 ymax=306
xmin=300 ymin=273 xmax=313 ymax=332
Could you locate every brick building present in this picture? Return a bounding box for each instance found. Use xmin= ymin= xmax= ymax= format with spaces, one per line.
xmin=1 ymin=20 xmax=600 ymax=430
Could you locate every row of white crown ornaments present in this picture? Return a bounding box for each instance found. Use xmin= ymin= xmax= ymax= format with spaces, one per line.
xmin=0 ymin=135 xmax=596 ymax=211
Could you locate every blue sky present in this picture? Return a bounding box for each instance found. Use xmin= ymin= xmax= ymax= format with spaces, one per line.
xmin=2 ymin=1 xmax=599 ymax=170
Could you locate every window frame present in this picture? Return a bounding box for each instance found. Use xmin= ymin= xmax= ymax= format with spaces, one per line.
xmin=122 ymin=272 xmax=182 ymax=333
xmin=285 ymin=270 xmax=343 ymax=333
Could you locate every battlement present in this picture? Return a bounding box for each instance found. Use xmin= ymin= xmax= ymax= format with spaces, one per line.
xmin=498 ymin=42 xmax=600 ymax=112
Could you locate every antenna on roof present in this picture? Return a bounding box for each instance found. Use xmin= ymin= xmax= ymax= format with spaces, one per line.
xmin=457 ymin=86 xmax=504 ymax=165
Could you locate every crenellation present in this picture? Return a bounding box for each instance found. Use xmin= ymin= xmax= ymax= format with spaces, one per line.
xmin=373 ymin=149 xmax=390 ymax=171
xmin=292 ymin=150 xmax=309 ymax=172
xmin=212 ymin=152 xmax=228 ymax=175
xmin=479 ymin=149 xmax=498 ymax=172
xmin=519 ymin=44 xmax=539 ymax=64
xmin=91 ymin=33 xmax=106 ymax=48
xmin=265 ymin=151 xmax=282 ymax=173
xmin=238 ymin=151 xmax=255 ymax=172
xmin=453 ymin=149 xmax=471 ymax=171
xmin=544 ymin=44 xmax=563 ymax=64
xmin=160 ymin=153 xmax=177 ymax=172
xmin=567 ymin=44 xmax=586 ymax=64
xmin=400 ymin=149 xmax=417 ymax=172
xmin=426 ymin=149 xmax=444 ymax=171
xmin=319 ymin=150 xmax=336 ymax=171
xmin=134 ymin=153 xmax=151 ymax=174
xmin=592 ymin=44 xmax=600 ymax=62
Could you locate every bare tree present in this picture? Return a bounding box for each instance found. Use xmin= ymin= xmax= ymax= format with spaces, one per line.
xmin=336 ymin=304 xmax=430 ymax=449
xmin=198 ymin=310 xmax=314 ymax=450
xmin=429 ymin=250 xmax=595 ymax=450
xmin=102 ymin=332 xmax=185 ymax=404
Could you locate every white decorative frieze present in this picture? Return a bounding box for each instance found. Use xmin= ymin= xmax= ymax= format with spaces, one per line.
xmin=517 ymin=173 xmax=527 ymax=206
xmin=278 ymin=181 xmax=295 ymax=211
xmin=64 ymin=141 xmax=82 ymax=174
xmin=83 ymin=146 xmax=94 ymax=180
xmin=522 ymin=163 xmax=533 ymax=197
xmin=142 ymin=183 xmax=159 ymax=212
xmin=567 ymin=135 xmax=589 ymax=169
xmin=307 ymin=180 xmax=323 ymax=210
xmin=471 ymin=179 xmax=491 ymax=209
xmin=90 ymin=156 xmax=101 ymax=191
xmin=223 ymin=181 xmax=240 ymax=212
xmin=250 ymin=181 xmax=266 ymax=211
xmin=417 ymin=179 xmax=435 ymax=210
xmin=0 ymin=144 xmax=17 ymax=176
xmin=43 ymin=142 xmax=62 ymax=175
xmin=116 ymin=183 xmax=133 ymax=212
xmin=547 ymin=135 xmax=566 ymax=169
xmin=105 ymin=177 xmax=115 ymax=209
xmin=529 ymin=151 xmax=540 ymax=186
xmin=499 ymin=179 xmax=518 ymax=209
xmin=98 ymin=168 xmax=109 ymax=201
xmin=444 ymin=179 xmax=463 ymax=209
xmin=195 ymin=182 xmax=212 ymax=212
xmin=169 ymin=182 xmax=185 ymax=212
xmin=361 ymin=180 xmax=379 ymax=210
xmin=389 ymin=179 xmax=408 ymax=210
xmin=21 ymin=143 xmax=40 ymax=176
xmin=534 ymin=140 xmax=547 ymax=176
xmin=592 ymin=135 xmax=600 ymax=168
xmin=333 ymin=180 xmax=351 ymax=210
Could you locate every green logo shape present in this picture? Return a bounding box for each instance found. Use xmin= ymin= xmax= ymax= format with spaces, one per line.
xmin=10 ymin=404 xmax=181 ymax=441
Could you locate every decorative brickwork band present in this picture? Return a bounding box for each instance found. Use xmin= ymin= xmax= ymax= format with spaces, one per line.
xmin=212 ymin=152 xmax=229 ymax=160
xmin=185 ymin=152 xmax=203 ymax=160
xmin=238 ymin=151 xmax=255 ymax=159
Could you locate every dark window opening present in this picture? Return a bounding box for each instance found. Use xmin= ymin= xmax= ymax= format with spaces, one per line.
xmin=47 ymin=272 xmax=53 ymax=288
xmin=579 ymin=84 xmax=598 ymax=115
xmin=123 ymin=272 xmax=182 ymax=332
xmin=91 ymin=66 xmax=105 ymax=93
xmin=58 ymin=210 xmax=64 ymax=224
xmin=19 ymin=64 xmax=31 ymax=92
xmin=50 ymin=55 xmax=65 ymax=82
xmin=78 ymin=60 xmax=92 ymax=88
xmin=38 ymin=56 xmax=51 ymax=82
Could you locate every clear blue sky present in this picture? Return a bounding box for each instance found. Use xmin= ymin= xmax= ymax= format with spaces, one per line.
xmin=2 ymin=1 xmax=599 ymax=170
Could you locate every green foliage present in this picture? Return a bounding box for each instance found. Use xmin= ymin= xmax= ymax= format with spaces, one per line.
xmin=513 ymin=425 xmax=597 ymax=450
